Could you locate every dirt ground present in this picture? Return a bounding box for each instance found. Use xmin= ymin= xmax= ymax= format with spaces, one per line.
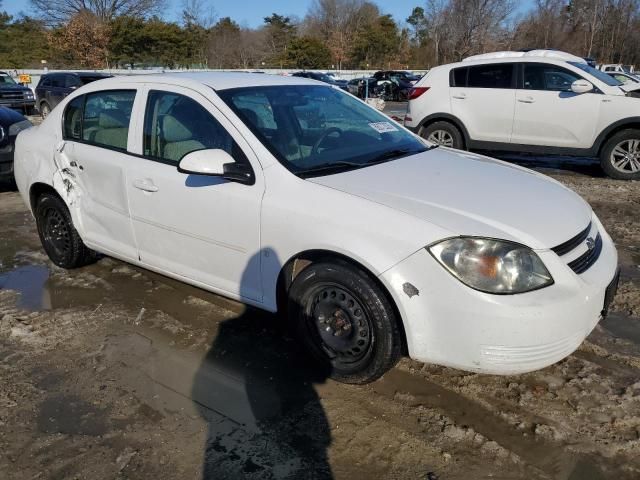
xmin=1 ymin=147 xmax=639 ymax=479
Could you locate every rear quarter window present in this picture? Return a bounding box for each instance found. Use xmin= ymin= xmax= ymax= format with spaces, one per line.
xmin=450 ymin=67 xmax=468 ymax=87
xmin=468 ymin=64 xmax=514 ymax=89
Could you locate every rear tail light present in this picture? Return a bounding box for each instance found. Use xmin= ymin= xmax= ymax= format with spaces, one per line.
xmin=408 ymin=86 xmax=430 ymax=100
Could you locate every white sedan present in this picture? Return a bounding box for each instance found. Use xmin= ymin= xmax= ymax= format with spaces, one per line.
xmin=14 ymin=73 xmax=619 ymax=383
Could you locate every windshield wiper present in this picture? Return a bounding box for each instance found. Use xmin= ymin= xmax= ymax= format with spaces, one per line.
xmin=366 ymin=147 xmax=426 ymax=164
xmin=297 ymin=161 xmax=364 ymax=178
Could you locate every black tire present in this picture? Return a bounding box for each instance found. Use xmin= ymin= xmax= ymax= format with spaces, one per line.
xmin=39 ymin=102 xmax=50 ymax=118
xmin=420 ymin=121 xmax=464 ymax=149
xmin=288 ymin=260 xmax=403 ymax=384
xmin=35 ymin=193 xmax=96 ymax=269
xmin=599 ymin=129 xmax=640 ymax=180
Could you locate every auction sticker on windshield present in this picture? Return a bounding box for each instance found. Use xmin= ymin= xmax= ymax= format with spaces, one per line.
xmin=368 ymin=122 xmax=399 ymax=133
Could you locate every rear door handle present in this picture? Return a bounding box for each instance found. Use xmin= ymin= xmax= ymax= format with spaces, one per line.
xmin=132 ymin=179 xmax=159 ymax=192
xmin=452 ymin=93 xmax=467 ymax=99
xmin=518 ymin=96 xmax=535 ymax=103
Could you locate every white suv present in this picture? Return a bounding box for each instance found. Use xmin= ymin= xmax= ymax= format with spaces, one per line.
xmin=404 ymin=50 xmax=640 ymax=180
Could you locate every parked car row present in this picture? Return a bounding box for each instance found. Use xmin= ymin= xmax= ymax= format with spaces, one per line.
xmin=405 ymin=49 xmax=640 ymax=180
xmin=346 ymin=70 xmax=423 ymax=101
xmin=291 ymin=71 xmax=349 ymax=91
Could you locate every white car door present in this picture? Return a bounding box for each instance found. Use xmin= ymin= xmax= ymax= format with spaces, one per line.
xmin=511 ymin=63 xmax=600 ymax=148
xmin=450 ymin=63 xmax=516 ymax=142
xmin=125 ymin=86 xmax=264 ymax=302
xmin=59 ymin=89 xmax=140 ymax=260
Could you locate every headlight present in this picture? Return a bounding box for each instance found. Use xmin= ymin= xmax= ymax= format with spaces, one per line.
xmin=8 ymin=120 xmax=32 ymax=136
xmin=428 ymin=237 xmax=553 ymax=294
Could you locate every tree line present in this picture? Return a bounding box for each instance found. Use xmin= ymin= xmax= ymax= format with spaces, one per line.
xmin=1 ymin=0 xmax=640 ymax=70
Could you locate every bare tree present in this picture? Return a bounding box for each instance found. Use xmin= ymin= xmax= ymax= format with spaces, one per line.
xmin=303 ymin=0 xmax=380 ymax=69
xmin=182 ymin=0 xmax=216 ymax=28
xmin=29 ymin=0 xmax=166 ymax=23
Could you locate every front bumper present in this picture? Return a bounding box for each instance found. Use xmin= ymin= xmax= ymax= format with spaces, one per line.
xmin=0 ymin=100 xmax=35 ymax=111
xmin=380 ymin=216 xmax=619 ymax=375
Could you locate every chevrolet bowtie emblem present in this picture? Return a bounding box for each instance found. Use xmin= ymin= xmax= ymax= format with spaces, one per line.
xmin=586 ymin=237 xmax=596 ymax=250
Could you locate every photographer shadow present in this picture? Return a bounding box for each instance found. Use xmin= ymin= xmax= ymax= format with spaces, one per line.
xmin=191 ymin=248 xmax=333 ymax=479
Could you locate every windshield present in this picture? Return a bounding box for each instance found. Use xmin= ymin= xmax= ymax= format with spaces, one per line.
xmin=0 ymin=73 xmax=17 ymax=86
xmin=568 ymin=61 xmax=622 ymax=87
xmin=80 ymin=76 xmax=108 ymax=85
xmin=219 ymin=85 xmax=426 ymax=177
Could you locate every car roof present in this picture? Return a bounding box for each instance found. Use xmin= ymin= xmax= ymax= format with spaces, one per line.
xmin=43 ymin=71 xmax=111 ymax=77
xmin=82 ymin=72 xmax=320 ymax=91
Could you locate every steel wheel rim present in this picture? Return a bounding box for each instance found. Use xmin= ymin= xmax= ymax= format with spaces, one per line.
xmin=427 ymin=129 xmax=454 ymax=147
xmin=304 ymin=283 xmax=373 ymax=364
xmin=41 ymin=105 xmax=49 ymax=117
xmin=42 ymin=207 xmax=71 ymax=258
xmin=610 ymin=139 xmax=640 ymax=173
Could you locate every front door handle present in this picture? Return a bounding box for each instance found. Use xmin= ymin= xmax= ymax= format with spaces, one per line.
xmin=518 ymin=96 xmax=535 ymax=103
xmin=132 ymin=179 xmax=159 ymax=192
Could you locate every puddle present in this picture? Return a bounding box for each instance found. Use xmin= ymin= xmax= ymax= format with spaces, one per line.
xmin=0 ymin=265 xmax=51 ymax=310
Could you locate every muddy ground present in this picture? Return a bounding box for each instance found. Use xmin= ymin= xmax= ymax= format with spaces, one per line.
xmin=1 ymin=142 xmax=640 ymax=479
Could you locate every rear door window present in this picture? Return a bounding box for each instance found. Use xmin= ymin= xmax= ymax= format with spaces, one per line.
xmin=468 ymin=64 xmax=514 ymax=88
xmin=82 ymin=90 xmax=135 ymax=150
xmin=64 ymin=75 xmax=81 ymax=88
xmin=50 ymin=75 xmax=65 ymax=88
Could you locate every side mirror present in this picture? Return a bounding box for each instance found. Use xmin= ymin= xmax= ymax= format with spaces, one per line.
xmin=571 ymin=79 xmax=594 ymax=94
xmin=178 ymin=149 xmax=254 ymax=185
xmin=178 ymin=149 xmax=235 ymax=176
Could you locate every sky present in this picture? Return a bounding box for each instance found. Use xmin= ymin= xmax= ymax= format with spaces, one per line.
xmin=2 ymin=0 xmax=535 ymax=27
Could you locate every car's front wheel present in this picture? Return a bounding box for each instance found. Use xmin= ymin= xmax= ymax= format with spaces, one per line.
xmin=35 ymin=193 xmax=96 ymax=269
xmin=39 ymin=102 xmax=50 ymax=118
xmin=288 ymin=260 xmax=403 ymax=384
xmin=420 ymin=121 xmax=464 ymax=149
xmin=600 ymin=129 xmax=640 ymax=180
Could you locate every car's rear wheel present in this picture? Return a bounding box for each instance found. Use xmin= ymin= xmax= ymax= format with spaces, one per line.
xmin=420 ymin=121 xmax=464 ymax=149
xmin=35 ymin=193 xmax=96 ymax=269
xmin=600 ymin=129 xmax=640 ymax=180
xmin=39 ymin=102 xmax=50 ymax=118
xmin=288 ymin=260 xmax=403 ymax=384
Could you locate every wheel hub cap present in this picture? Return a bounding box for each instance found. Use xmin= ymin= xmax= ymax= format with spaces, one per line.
xmin=43 ymin=208 xmax=71 ymax=257
xmin=427 ymin=129 xmax=454 ymax=147
xmin=309 ymin=286 xmax=371 ymax=361
xmin=611 ymin=139 xmax=640 ymax=173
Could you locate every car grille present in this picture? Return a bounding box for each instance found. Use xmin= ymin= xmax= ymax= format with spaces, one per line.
xmin=551 ymin=222 xmax=601 ymax=274
xmin=567 ymin=233 xmax=602 ymax=274
xmin=0 ymin=92 xmax=25 ymax=100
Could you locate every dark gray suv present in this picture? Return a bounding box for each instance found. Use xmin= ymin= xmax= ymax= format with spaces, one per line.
xmin=35 ymin=72 xmax=112 ymax=117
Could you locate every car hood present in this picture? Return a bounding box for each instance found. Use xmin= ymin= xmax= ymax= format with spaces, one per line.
xmin=308 ymin=149 xmax=592 ymax=250
xmin=0 ymin=84 xmax=30 ymax=93
xmin=619 ymin=82 xmax=640 ymax=93
xmin=0 ymin=106 xmax=27 ymax=126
